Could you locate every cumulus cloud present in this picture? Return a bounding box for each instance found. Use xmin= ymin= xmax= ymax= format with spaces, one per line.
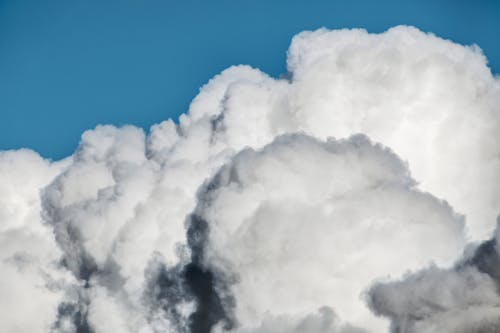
xmin=233 ymin=307 xmax=368 ymax=333
xmin=190 ymin=133 xmax=464 ymax=332
xmin=0 ymin=150 xmax=73 ymax=332
xmin=368 ymin=232 xmax=500 ymax=332
xmin=0 ymin=25 xmax=498 ymax=333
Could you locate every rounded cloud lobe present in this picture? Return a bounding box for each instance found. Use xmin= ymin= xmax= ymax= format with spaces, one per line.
xmin=191 ymin=134 xmax=464 ymax=332
xmin=0 ymin=26 xmax=498 ymax=333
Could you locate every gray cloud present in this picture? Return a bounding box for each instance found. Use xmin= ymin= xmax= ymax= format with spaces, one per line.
xmin=368 ymin=228 xmax=500 ymax=332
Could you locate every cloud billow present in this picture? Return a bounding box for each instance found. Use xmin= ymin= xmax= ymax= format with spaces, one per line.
xmin=0 ymin=26 xmax=499 ymax=333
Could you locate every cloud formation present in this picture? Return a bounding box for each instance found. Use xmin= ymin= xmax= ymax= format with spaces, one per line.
xmin=191 ymin=134 xmax=464 ymax=332
xmin=368 ymin=234 xmax=500 ymax=332
xmin=0 ymin=26 xmax=498 ymax=333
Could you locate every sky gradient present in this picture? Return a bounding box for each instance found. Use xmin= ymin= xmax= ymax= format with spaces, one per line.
xmin=1 ymin=0 xmax=499 ymax=159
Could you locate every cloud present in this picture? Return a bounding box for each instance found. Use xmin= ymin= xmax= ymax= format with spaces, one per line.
xmin=0 ymin=26 xmax=498 ymax=332
xmin=189 ymin=133 xmax=464 ymax=332
xmin=0 ymin=150 xmax=73 ymax=332
xmin=232 ymin=307 xmax=368 ymax=333
xmin=367 ymin=228 xmax=500 ymax=332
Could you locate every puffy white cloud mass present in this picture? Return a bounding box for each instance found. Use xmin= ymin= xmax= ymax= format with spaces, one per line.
xmin=0 ymin=25 xmax=498 ymax=333
xmin=193 ymin=134 xmax=464 ymax=333
xmin=0 ymin=151 xmax=74 ymax=332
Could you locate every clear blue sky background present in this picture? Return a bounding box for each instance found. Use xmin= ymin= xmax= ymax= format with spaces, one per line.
xmin=1 ymin=0 xmax=499 ymax=159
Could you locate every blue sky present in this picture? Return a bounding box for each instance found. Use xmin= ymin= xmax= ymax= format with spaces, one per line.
xmin=1 ymin=0 xmax=499 ymax=159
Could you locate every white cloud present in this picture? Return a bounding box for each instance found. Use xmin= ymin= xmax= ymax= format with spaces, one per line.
xmin=0 ymin=26 xmax=499 ymax=332
xmin=192 ymin=134 xmax=465 ymax=332
xmin=0 ymin=150 xmax=73 ymax=332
